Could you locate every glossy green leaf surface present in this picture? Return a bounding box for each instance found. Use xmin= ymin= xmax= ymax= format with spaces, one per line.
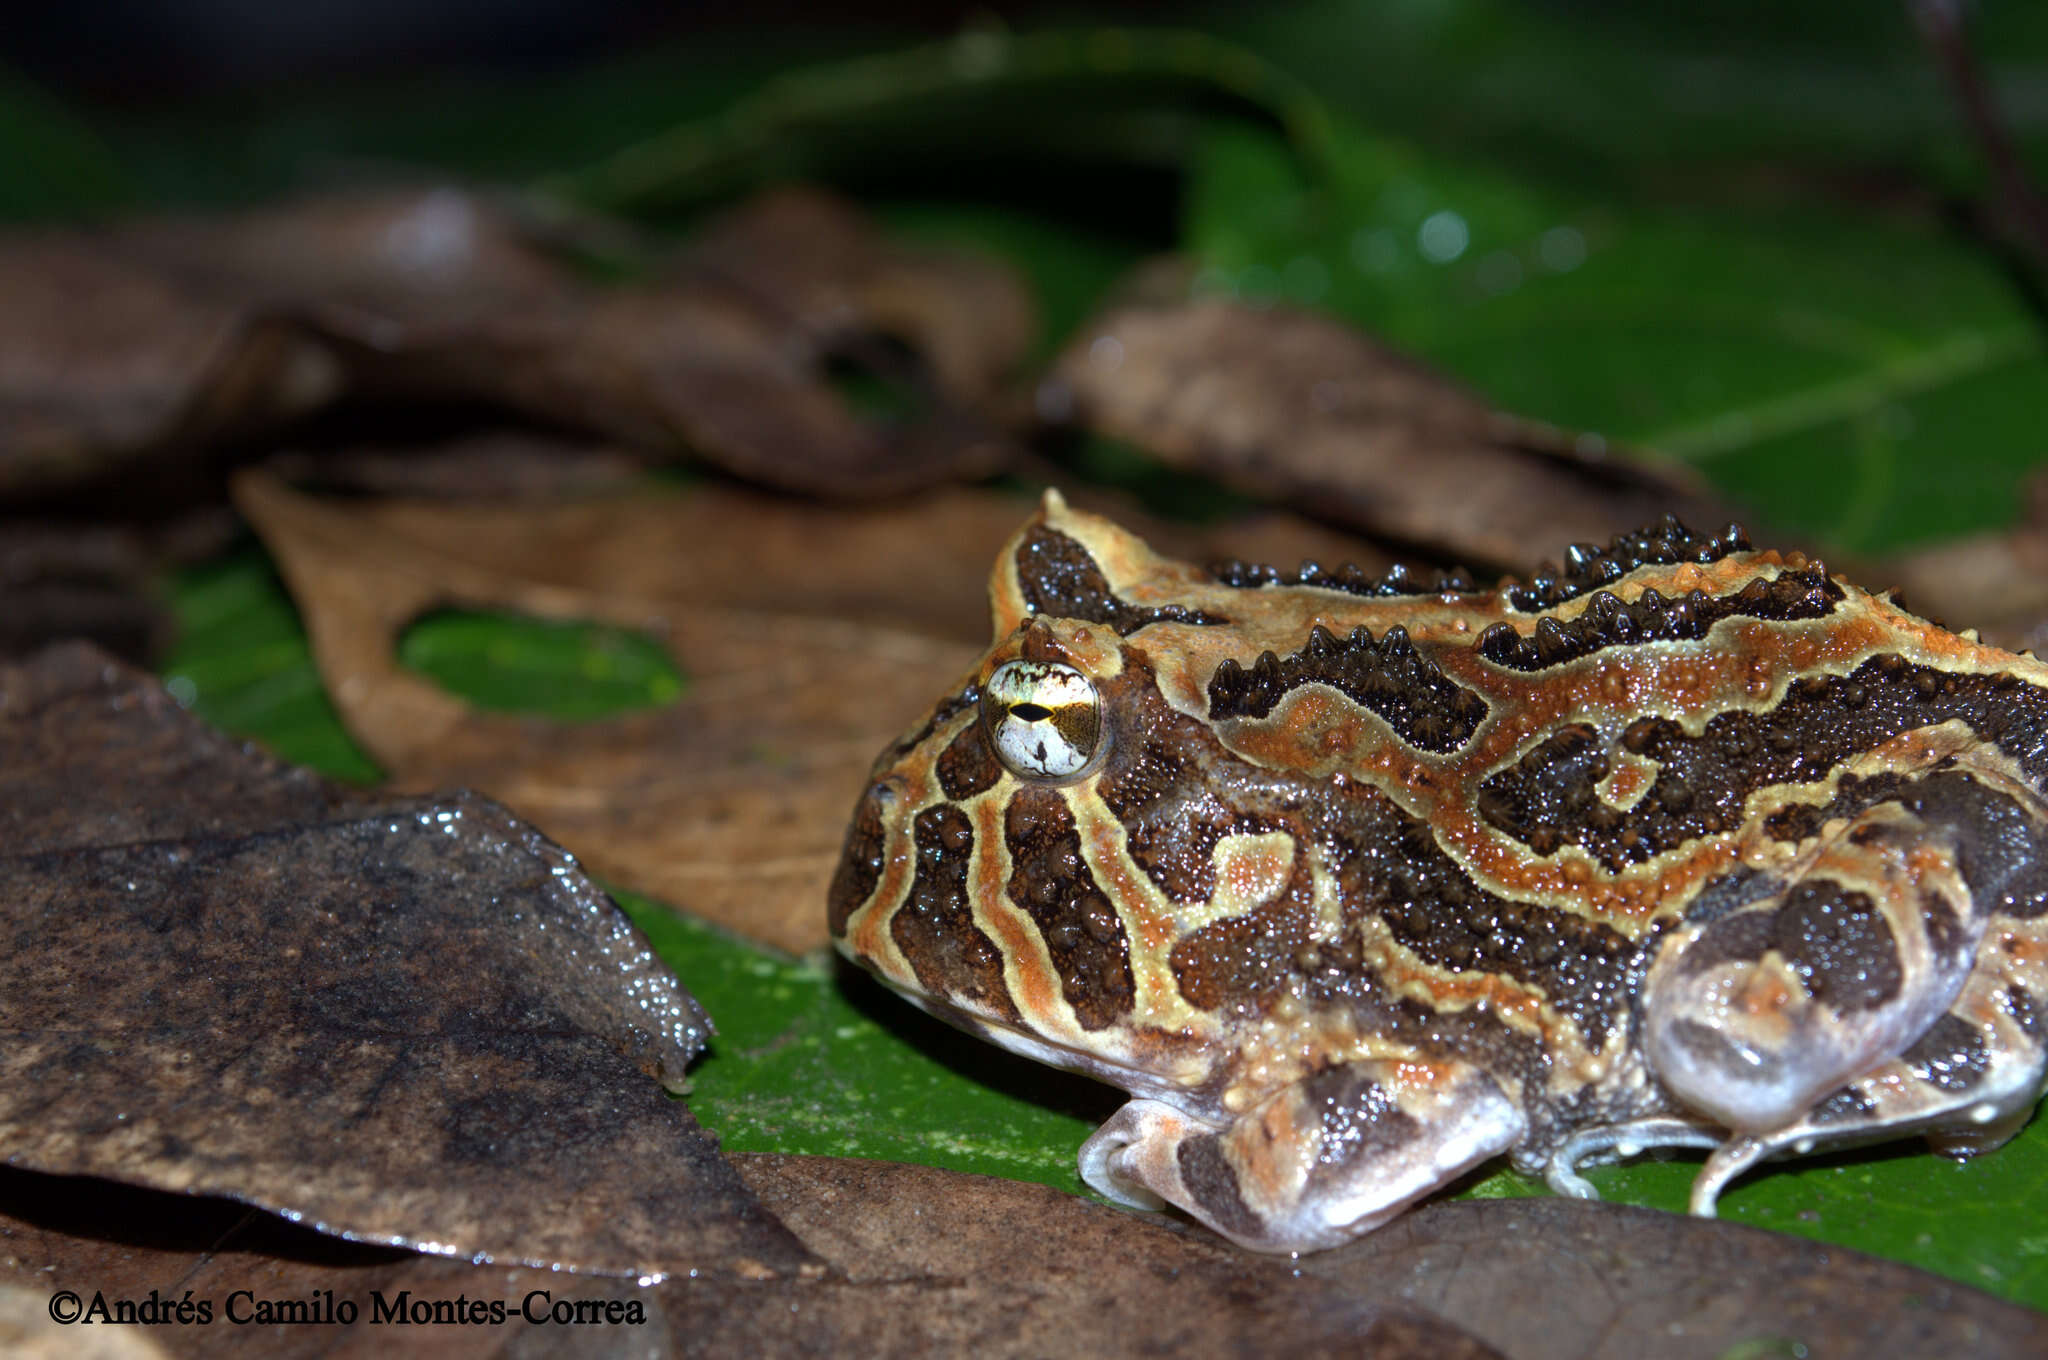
xmin=1179 ymin=120 xmax=2047 ymax=552
xmin=397 ymin=609 xmax=685 ymax=720
xmin=49 ymin=0 xmax=2048 ymax=1312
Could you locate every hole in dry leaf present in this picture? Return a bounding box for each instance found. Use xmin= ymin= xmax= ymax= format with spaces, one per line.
xmin=822 ymin=333 xmax=931 ymax=425
xmin=398 ymin=609 xmax=685 ymax=721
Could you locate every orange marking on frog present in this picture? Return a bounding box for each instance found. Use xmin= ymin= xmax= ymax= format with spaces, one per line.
xmin=848 ymin=811 xmax=915 ymax=966
xmin=1599 ymin=758 xmax=1654 ymax=808
xmin=2001 ymin=931 xmax=2048 ymax=966
xmin=1739 ymin=973 xmax=1795 ymax=1019
xmin=971 ymin=794 xmax=1060 ymax=1020
xmin=1386 ymin=958 xmax=1539 ymax=1017
xmin=1905 ymin=846 xmax=1951 ymax=879
xmin=1074 ymin=796 xmax=1178 ymax=952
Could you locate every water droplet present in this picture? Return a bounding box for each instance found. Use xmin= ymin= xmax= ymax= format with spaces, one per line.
xmin=1417 ymin=211 xmax=1469 ymax=264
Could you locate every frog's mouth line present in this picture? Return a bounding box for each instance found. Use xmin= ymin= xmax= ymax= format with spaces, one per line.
xmin=874 ymin=974 xmax=1223 ymax=1123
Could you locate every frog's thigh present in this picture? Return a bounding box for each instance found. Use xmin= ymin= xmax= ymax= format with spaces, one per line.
xmin=1078 ymin=1059 xmax=1524 ymax=1253
xmin=1645 ymin=799 xmax=1987 ymax=1133
xmin=1689 ymin=919 xmax=2048 ymax=1213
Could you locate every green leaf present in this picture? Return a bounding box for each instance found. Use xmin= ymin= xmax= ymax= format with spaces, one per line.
xmin=619 ymin=894 xmax=1113 ymax=1185
xmin=1209 ymin=0 xmax=2048 ymax=190
xmin=161 ymin=548 xmax=380 ymax=784
xmin=398 ymin=610 xmax=684 ymax=720
xmin=541 ymin=28 xmax=1338 ymax=216
xmin=1181 ymin=119 xmax=2048 ymax=551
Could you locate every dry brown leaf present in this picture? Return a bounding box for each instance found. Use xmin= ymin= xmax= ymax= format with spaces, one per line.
xmin=233 ymin=472 xmax=1010 ymax=952
xmin=1881 ymin=530 xmax=2048 ymax=655
xmin=0 ymin=187 xmax=1029 ymax=514
xmin=1880 ymin=474 xmax=2048 ymax=654
xmin=4 ymin=1153 xmax=2037 ymax=1358
xmin=0 ymin=1157 xmax=1497 ymax=1358
xmin=677 ymin=186 xmax=1037 ymax=403
xmin=1297 ymin=1194 xmax=2048 ymax=1359
xmin=1043 ymin=298 xmax=1740 ymax=571
xmin=0 ymin=524 xmax=171 ymax=664
xmin=264 ymin=431 xmax=653 ymax=502
xmin=106 ymin=187 xmax=572 ymax=321
xmin=233 ymin=473 xmax=1396 ymax=952
xmin=0 ymin=643 xmax=812 ymax=1280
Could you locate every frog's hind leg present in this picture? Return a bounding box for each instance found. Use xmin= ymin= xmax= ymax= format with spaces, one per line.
xmin=1687 ymin=913 xmax=2048 ymax=1216
xmin=1644 ymin=790 xmax=2001 ymax=1135
xmin=1078 ymin=1057 xmax=1525 ymax=1253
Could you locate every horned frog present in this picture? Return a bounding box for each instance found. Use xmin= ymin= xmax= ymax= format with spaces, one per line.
xmin=829 ymin=491 xmax=2048 ymax=1252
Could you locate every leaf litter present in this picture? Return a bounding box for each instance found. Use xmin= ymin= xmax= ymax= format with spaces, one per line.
xmin=1042 ymin=296 xmax=1746 ymax=572
xmin=0 ymin=642 xmax=812 ymax=1280
xmin=2 ymin=1150 xmax=2038 ymax=1358
xmin=0 ymin=186 xmax=1030 ymax=517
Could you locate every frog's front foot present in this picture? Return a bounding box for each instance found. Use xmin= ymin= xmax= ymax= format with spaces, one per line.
xmin=1078 ymin=1059 xmax=1525 ymax=1253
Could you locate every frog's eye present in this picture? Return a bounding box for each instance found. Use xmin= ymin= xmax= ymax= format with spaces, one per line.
xmin=980 ymin=660 xmax=1105 ymax=781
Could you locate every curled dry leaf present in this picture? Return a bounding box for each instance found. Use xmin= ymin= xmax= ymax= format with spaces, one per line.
xmin=1042 ymin=298 xmax=1739 ymax=572
xmin=0 ymin=642 xmax=813 ymax=1280
xmin=675 ymin=185 xmax=1037 ymax=417
xmin=4 ymin=1154 xmax=2038 ymax=1358
xmin=233 ymin=472 xmax=1392 ymax=952
xmin=0 ymin=186 xmax=1030 ymax=513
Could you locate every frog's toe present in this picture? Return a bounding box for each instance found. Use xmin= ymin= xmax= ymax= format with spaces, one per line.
xmin=1080 ymin=1061 xmax=1524 ymax=1253
xmin=1077 ymin=1099 xmax=1178 ymax=1212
